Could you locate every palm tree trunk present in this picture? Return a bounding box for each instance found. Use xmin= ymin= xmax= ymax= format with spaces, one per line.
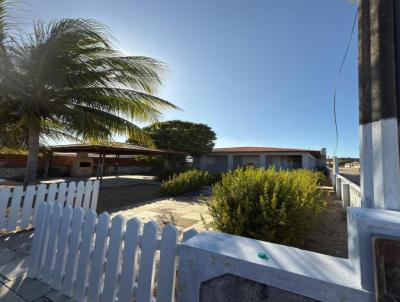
xmin=24 ymin=127 xmax=40 ymax=184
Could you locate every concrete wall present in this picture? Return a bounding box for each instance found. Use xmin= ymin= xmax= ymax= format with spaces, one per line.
xmin=195 ymin=153 xmax=314 ymax=173
xmin=177 ymin=231 xmax=374 ymax=302
xmin=0 ymin=153 xmax=156 ymax=179
xmin=193 ymin=155 xmax=228 ymax=173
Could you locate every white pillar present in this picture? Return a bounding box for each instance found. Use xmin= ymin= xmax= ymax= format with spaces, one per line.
xmin=227 ymin=154 xmax=234 ymax=170
xmin=342 ymin=183 xmax=350 ymax=207
xmin=336 ymin=177 xmax=342 ymax=200
xmin=332 ymin=156 xmax=339 ymax=175
xmin=360 ymin=124 xmax=374 ymax=207
xmin=371 ymin=119 xmax=400 ymax=210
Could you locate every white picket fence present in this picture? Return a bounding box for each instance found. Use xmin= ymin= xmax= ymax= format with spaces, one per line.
xmin=0 ymin=180 xmax=99 ymax=233
xmin=333 ymin=174 xmax=361 ymax=207
xmin=28 ymin=202 xmax=198 ymax=302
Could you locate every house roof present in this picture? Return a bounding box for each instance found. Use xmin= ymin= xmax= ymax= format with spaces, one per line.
xmin=210 ymin=147 xmax=322 ymax=158
xmin=49 ymin=143 xmax=185 ymax=156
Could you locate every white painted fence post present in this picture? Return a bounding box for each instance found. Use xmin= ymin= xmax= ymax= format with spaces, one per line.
xmin=62 ymin=208 xmax=85 ymax=296
xmin=28 ymin=202 xmax=50 ymax=278
xmin=74 ymin=209 xmax=97 ymax=302
xmin=52 ymin=206 xmax=73 ymax=290
xmin=101 ymin=215 xmax=125 ymax=302
xmin=6 ymin=186 xmax=23 ymax=231
xmin=336 ymin=177 xmax=342 ymax=199
xmin=42 ymin=203 xmax=63 ymax=284
xmin=0 ymin=188 xmax=10 ymax=231
xmin=87 ymin=212 xmax=110 ymax=302
xmin=136 ymin=221 xmax=158 ymax=302
xmin=342 ymin=183 xmax=350 ymax=208
xmin=20 ymin=185 xmax=36 ymax=229
xmin=118 ymin=218 xmax=141 ymax=302
xmin=157 ymin=224 xmax=179 ymax=302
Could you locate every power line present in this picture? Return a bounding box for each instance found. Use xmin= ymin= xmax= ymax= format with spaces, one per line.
xmin=332 ymin=9 xmax=358 ymax=157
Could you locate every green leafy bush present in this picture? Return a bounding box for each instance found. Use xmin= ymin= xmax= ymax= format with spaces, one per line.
xmin=161 ymin=169 xmax=213 ymax=196
xmin=206 ymin=167 xmax=326 ymax=246
xmin=155 ymin=166 xmax=189 ymax=181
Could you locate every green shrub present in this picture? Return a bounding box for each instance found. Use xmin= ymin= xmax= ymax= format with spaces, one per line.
xmin=155 ymin=166 xmax=189 ymax=181
xmin=206 ymin=167 xmax=326 ymax=246
xmin=160 ymin=169 xmax=213 ymax=196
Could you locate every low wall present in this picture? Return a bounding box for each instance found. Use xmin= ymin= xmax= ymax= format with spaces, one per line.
xmin=177 ymin=231 xmax=374 ymax=302
xmin=0 ymin=154 xmax=157 ymax=180
xmin=332 ymin=173 xmax=361 ymax=208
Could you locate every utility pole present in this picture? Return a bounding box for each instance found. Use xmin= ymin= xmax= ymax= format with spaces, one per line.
xmin=358 ymin=0 xmax=400 ymax=211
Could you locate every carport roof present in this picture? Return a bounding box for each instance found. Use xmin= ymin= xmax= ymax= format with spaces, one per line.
xmin=49 ymin=143 xmax=185 ymax=156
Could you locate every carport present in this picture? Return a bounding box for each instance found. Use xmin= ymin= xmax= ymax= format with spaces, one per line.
xmin=48 ymin=143 xmax=184 ymax=181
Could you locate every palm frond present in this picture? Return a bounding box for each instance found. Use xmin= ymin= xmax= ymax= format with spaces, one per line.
xmin=0 ymin=16 xmax=177 ymax=148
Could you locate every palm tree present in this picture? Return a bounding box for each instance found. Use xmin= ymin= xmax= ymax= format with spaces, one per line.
xmin=0 ymin=1 xmax=178 ymax=183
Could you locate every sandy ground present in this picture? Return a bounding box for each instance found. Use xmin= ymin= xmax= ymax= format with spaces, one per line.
xmin=304 ymin=190 xmax=348 ymax=258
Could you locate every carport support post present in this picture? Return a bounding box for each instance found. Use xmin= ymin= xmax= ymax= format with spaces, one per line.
xmin=99 ymin=153 xmax=105 ymax=182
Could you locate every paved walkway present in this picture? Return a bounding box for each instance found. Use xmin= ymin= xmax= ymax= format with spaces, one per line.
xmin=0 ymin=231 xmax=80 ymax=302
xmin=112 ymin=195 xmax=212 ymax=233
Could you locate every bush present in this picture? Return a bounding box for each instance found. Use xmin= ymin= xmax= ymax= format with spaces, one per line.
xmin=206 ymin=167 xmax=326 ymax=246
xmin=160 ymin=169 xmax=213 ymax=196
xmin=155 ymin=166 xmax=189 ymax=181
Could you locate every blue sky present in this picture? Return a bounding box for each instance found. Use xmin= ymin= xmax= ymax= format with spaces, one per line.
xmin=25 ymin=0 xmax=359 ymax=157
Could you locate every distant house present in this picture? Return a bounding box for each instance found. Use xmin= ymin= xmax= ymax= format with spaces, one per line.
xmin=193 ymin=147 xmax=326 ymax=173
xmin=344 ymin=161 xmax=360 ymax=168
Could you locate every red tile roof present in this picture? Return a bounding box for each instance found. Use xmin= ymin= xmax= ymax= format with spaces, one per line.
xmin=211 ymin=147 xmax=322 ymax=158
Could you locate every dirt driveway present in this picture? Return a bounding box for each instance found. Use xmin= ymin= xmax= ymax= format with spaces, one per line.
xmin=97 ymin=183 xmax=163 ymax=213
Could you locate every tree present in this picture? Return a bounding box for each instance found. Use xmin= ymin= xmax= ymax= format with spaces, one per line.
xmin=140 ymin=120 xmax=216 ymax=155
xmin=0 ymin=1 xmax=177 ymax=183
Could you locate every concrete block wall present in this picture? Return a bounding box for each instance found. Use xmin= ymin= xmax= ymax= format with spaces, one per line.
xmin=177 ymin=231 xmax=374 ymax=302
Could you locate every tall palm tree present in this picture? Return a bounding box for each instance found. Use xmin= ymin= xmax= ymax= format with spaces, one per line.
xmin=0 ymin=1 xmax=177 ymax=183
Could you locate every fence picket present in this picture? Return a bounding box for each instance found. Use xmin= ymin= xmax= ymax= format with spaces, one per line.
xmin=6 ymin=186 xmax=24 ymax=231
xmin=38 ymin=203 xmax=54 ymax=279
xmin=74 ymin=181 xmax=85 ymax=208
xmin=62 ymin=208 xmax=85 ymax=297
xmin=42 ymin=204 xmax=63 ymax=284
xmin=74 ymin=209 xmax=97 ymax=302
xmin=91 ymin=180 xmax=99 ymax=210
xmin=136 ymin=221 xmax=158 ymax=302
xmin=157 ymin=225 xmax=179 ymax=302
xmin=28 ymin=202 xmax=50 ymax=278
xmin=66 ymin=182 xmax=76 ymax=208
xmin=87 ymin=212 xmax=110 ymax=302
xmin=0 ymin=188 xmax=10 ymax=231
xmin=29 ymin=208 xmax=185 ymax=302
xmin=0 ymin=180 xmax=98 ymax=234
xmin=47 ymin=183 xmax=58 ymax=203
xmin=82 ymin=181 xmax=93 ymax=210
xmin=20 ymin=185 xmax=36 ymax=229
xmin=57 ymin=182 xmax=68 ymax=206
xmin=118 ymin=218 xmax=141 ymax=302
xmin=33 ymin=184 xmax=48 ymax=226
xmin=102 ymin=215 xmax=125 ymax=302
xmin=52 ymin=206 xmax=73 ymax=290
